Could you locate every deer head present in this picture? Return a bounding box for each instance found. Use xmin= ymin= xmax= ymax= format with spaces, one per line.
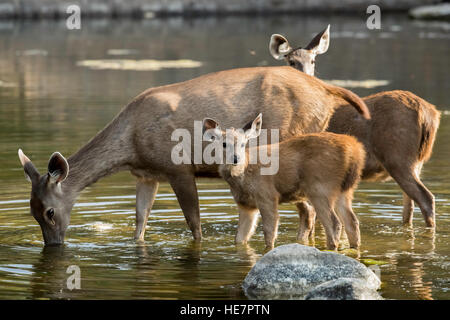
xmin=18 ymin=149 xmax=73 ymax=245
xmin=269 ymin=25 xmax=330 ymax=76
xmin=202 ymin=114 xmax=262 ymax=166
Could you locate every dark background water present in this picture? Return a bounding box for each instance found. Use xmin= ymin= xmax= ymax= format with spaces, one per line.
xmin=0 ymin=14 xmax=449 ymax=299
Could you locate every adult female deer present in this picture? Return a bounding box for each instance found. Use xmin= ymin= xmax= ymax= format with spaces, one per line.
xmin=269 ymin=27 xmax=440 ymax=228
xmin=202 ymin=114 xmax=366 ymax=250
xmin=18 ymin=66 xmax=370 ymax=245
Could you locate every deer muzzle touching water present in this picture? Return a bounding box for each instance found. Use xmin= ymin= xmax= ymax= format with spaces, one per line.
xmin=203 ymin=114 xmax=366 ymax=250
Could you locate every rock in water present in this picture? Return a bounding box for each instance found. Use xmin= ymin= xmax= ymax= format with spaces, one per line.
xmin=305 ymin=278 xmax=383 ymax=300
xmin=242 ymin=244 xmax=381 ymax=299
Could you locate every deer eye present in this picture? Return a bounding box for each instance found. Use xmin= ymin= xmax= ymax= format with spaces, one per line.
xmin=289 ymin=61 xmax=295 ymax=67
xmin=46 ymin=208 xmax=54 ymax=219
xmin=222 ymin=142 xmax=227 ymax=148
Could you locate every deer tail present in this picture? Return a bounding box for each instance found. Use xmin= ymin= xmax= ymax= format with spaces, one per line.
xmin=326 ymin=85 xmax=371 ymax=120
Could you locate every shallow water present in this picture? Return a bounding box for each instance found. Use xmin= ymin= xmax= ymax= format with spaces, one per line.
xmin=0 ymin=15 xmax=449 ymax=300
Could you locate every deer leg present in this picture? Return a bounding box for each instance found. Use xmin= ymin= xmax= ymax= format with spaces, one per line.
xmin=296 ymin=201 xmax=316 ymax=244
xmin=169 ymin=174 xmax=202 ymax=241
xmin=386 ymin=163 xmax=435 ymax=228
xmin=235 ymin=204 xmax=259 ymax=245
xmin=402 ymin=192 xmax=414 ymax=226
xmin=335 ymin=191 xmax=360 ymax=249
xmin=134 ymin=178 xmax=159 ymax=241
xmin=308 ymin=196 xmax=342 ymax=250
xmin=257 ymin=199 xmax=279 ymax=250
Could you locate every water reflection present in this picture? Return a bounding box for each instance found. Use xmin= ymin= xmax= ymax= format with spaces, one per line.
xmin=30 ymin=246 xmax=76 ymax=300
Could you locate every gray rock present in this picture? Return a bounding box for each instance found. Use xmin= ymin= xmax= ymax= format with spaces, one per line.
xmin=242 ymin=244 xmax=380 ymax=299
xmin=305 ymin=278 xmax=383 ymax=300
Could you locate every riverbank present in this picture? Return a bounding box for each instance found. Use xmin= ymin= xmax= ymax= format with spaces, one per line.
xmin=0 ymin=0 xmax=440 ymax=19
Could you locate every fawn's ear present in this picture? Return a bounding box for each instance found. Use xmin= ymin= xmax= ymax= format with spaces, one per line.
xmin=269 ymin=34 xmax=292 ymax=60
xmin=202 ymin=118 xmax=222 ymax=142
xmin=18 ymin=149 xmax=40 ymax=183
xmin=305 ymin=24 xmax=330 ymax=55
xmin=47 ymin=152 xmax=69 ymax=184
xmin=244 ymin=113 xmax=262 ymax=139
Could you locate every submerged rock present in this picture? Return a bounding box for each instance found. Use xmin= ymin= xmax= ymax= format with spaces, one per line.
xmin=242 ymin=244 xmax=381 ymax=299
xmin=409 ymin=4 xmax=450 ymax=20
xmin=305 ymin=278 xmax=383 ymax=300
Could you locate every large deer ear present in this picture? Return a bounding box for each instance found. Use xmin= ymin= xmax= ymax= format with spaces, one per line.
xmin=269 ymin=34 xmax=292 ymax=60
xmin=202 ymin=118 xmax=222 ymax=142
xmin=244 ymin=113 xmax=262 ymax=139
xmin=48 ymin=152 xmax=69 ymax=184
xmin=305 ymin=24 xmax=330 ymax=55
xmin=18 ymin=149 xmax=40 ymax=183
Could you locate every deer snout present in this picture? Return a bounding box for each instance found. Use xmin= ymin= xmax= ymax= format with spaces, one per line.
xmin=41 ymin=229 xmax=65 ymax=246
xmin=233 ymin=155 xmax=239 ymax=165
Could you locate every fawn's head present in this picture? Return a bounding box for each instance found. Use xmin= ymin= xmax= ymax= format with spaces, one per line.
xmin=202 ymin=113 xmax=262 ymax=166
xmin=269 ymin=25 xmax=330 ymax=76
xmin=18 ymin=149 xmax=73 ymax=246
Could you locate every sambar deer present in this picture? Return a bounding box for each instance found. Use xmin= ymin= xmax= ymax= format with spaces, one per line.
xmin=270 ymin=27 xmax=441 ymax=229
xmin=202 ymin=114 xmax=366 ymax=250
xmin=18 ymin=66 xmax=370 ymax=246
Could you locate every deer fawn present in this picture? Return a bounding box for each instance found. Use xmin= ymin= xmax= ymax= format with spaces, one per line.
xmin=202 ymin=114 xmax=366 ymax=250
xmin=18 ymin=66 xmax=370 ymax=245
xmin=270 ymin=26 xmax=441 ymax=228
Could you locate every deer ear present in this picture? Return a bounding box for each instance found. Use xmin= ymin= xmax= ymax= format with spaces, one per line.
xmin=244 ymin=113 xmax=262 ymax=139
xmin=305 ymin=24 xmax=330 ymax=55
xmin=18 ymin=149 xmax=40 ymax=183
xmin=269 ymin=34 xmax=292 ymax=60
xmin=202 ymin=118 xmax=222 ymax=142
xmin=48 ymin=152 xmax=69 ymax=184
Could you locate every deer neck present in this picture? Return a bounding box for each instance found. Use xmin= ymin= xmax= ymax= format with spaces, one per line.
xmin=63 ymin=113 xmax=134 ymax=195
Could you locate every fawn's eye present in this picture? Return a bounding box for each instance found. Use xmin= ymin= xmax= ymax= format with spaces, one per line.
xmin=289 ymin=61 xmax=295 ymax=66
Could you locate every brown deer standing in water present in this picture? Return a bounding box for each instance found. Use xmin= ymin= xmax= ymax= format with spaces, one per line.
xmin=269 ymin=26 xmax=441 ymax=233
xmin=202 ymin=114 xmax=366 ymax=250
xmin=18 ymin=66 xmax=370 ymax=245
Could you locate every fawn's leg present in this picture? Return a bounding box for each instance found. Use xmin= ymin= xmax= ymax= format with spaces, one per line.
xmin=308 ymin=196 xmax=342 ymax=250
xmin=296 ymin=201 xmax=316 ymax=244
xmin=134 ymin=178 xmax=159 ymax=241
xmin=257 ymin=198 xmax=279 ymax=250
xmin=235 ymin=204 xmax=259 ymax=244
xmin=335 ymin=190 xmax=361 ymax=249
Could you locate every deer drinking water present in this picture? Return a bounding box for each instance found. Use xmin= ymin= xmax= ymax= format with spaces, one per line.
xmin=202 ymin=114 xmax=366 ymax=250
xmin=18 ymin=66 xmax=370 ymax=245
xmin=269 ymin=26 xmax=441 ymax=229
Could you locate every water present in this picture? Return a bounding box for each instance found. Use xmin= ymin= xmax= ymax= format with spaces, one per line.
xmin=0 ymin=14 xmax=449 ymax=300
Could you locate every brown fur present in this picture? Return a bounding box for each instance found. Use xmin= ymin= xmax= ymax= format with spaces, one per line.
xmin=328 ymin=90 xmax=440 ymax=226
xmin=18 ymin=66 xmax=370 ymax=245
xmin=273 ymin=33 xmax=441 ymax=227
xmin=219 ymin=132 xmax=366 ymax=250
